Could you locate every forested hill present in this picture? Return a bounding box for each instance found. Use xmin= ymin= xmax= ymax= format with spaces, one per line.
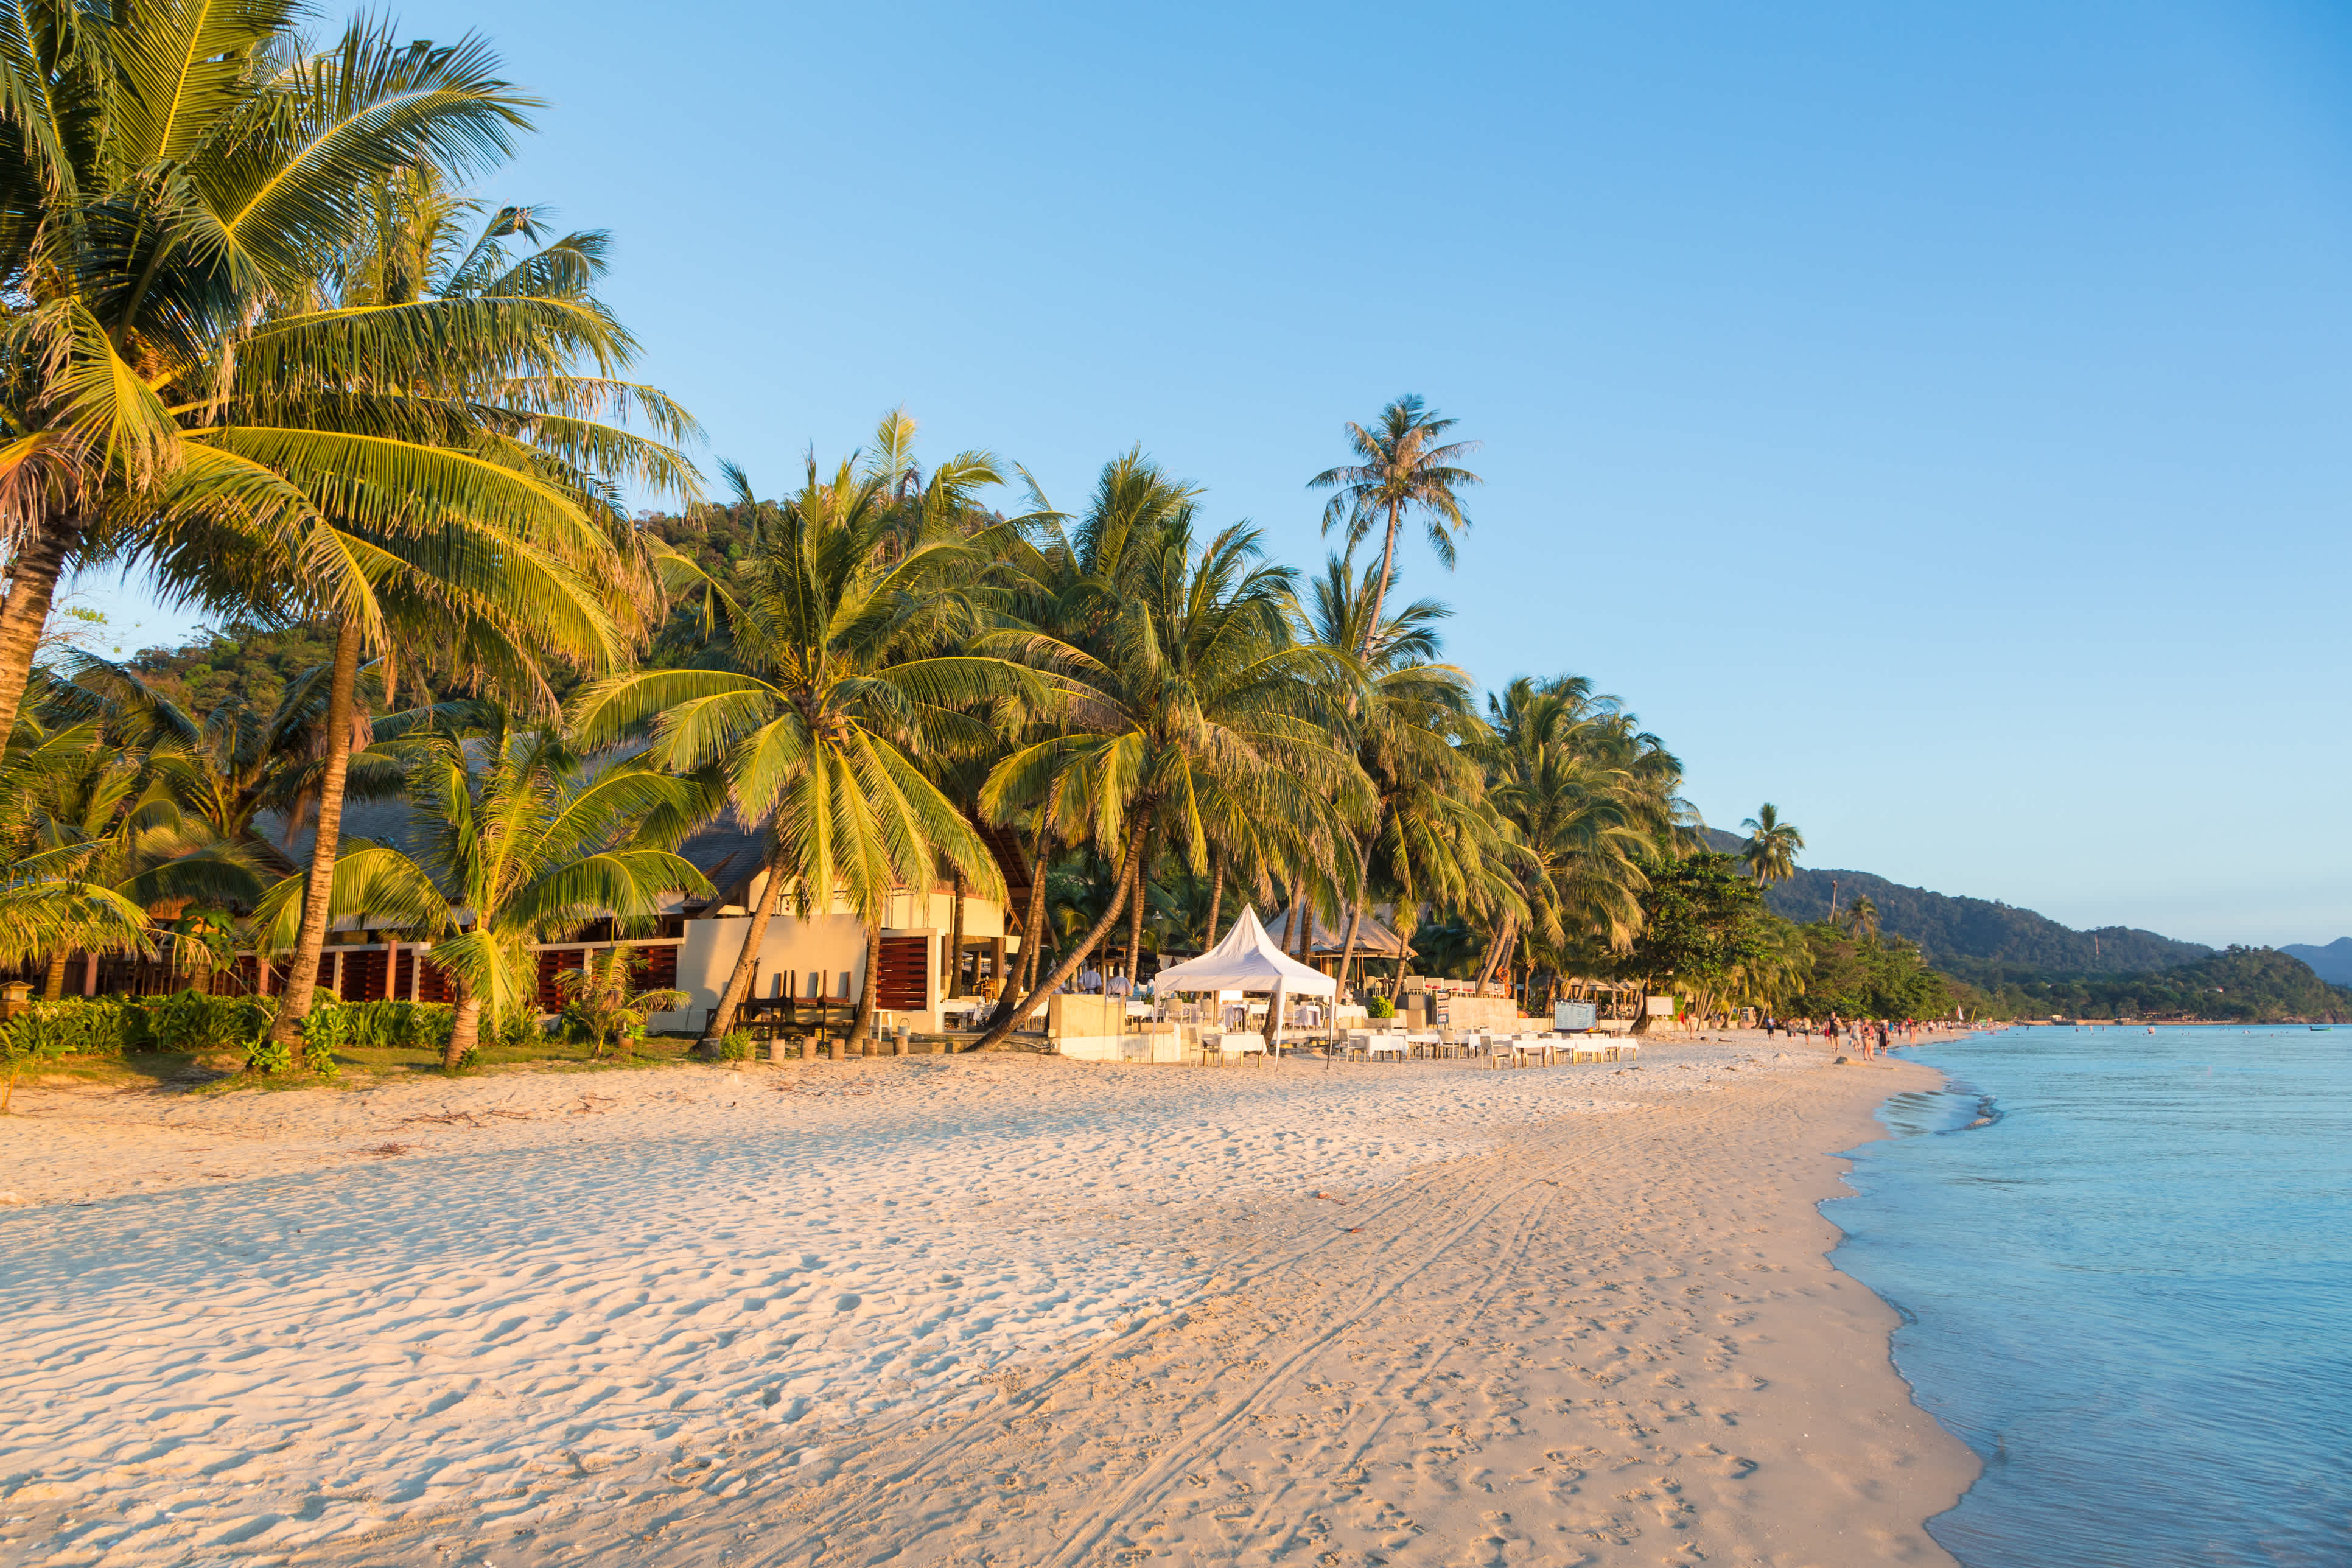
xmin=1698 ymin=829 xmax=2211 ymax=971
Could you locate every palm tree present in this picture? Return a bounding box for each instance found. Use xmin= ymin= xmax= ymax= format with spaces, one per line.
xmin=58 ymin=654 xmax=415 ymax=878
xmin=1301 ymin=551 xmax=1489 ymax=1001
xmin=1839 ymin=895 xmax=1881 ymax=944
xmin=1307 ymin=396 xmax=1482 ymax=656
xmin=1740 ymin=803 xmax=1804 ymax=886
xmin=225 ymin=172 xmax=699 ymax=1055
xmin=571 ymin=456 xmax=1028 ymax=1051
xmin=971 ymin=467 xmax=1368 ymax=1050
xmin=1473 ymin=677 xmax=1696 ymax=994
xmin=0 ymin=7 xmax=544 ymax=742
xmin=555 ymin=945 xmax=690 ymax=1059
xmin=262 ymin=712 xmax=711 ymax=1068
xmin=0 ymin=719 xmax=263 ymax=989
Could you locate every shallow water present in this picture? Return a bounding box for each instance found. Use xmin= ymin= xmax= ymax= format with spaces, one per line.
xmin=1830 ymin=1026 xmax=2352 ymax=1567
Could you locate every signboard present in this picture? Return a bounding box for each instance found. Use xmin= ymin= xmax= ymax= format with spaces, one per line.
xmin=1645 ymin=995 xmax=1676 ymax=1017
xmin=1553 ymin=1000 xmax=1597 ymax=1032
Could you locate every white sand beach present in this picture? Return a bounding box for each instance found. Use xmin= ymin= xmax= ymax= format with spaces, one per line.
xmin=0 ymin=1037 xmax=1974 ymax=1566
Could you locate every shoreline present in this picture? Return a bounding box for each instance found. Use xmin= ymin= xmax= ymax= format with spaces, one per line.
xmin=1 ymin=1033 xmax=1977 ymax=1564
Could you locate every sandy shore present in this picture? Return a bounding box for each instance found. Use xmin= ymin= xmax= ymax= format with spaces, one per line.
xmin=0 ymin=1033 xmax=1975 ymax=1566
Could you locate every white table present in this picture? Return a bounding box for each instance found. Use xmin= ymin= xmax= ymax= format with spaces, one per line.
xmin=1208 ymin=1030 xmax=1266 ymax=1063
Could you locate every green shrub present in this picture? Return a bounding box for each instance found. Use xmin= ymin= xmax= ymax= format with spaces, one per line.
xmin=303 ymin=999 xmax=456 ymax=1054
xmin=717 ymin=1029 xmax=755 ymax=1062
xmin=147 ymin=990 xmax=273 ymax=1055
xmin=244 ymin=1036 xmax=293 ymax=1076
xmin=9 ymin=998 xmax=133 ymax=1056
xmin=1365 ymin=994 xmax=1396 ymax=1020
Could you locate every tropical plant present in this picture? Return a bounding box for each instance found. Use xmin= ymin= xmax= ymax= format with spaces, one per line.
xmin=555 ymin=945 xmax=688 ymax=1057
xmin=59 ymin=653 xmax=410 ymax=873
xmin=0 ymin=720 xmax=263 ymax=989
xmin=1307 ymin=396 xmax=1482 ymax=654
xmin=1740 ymin=803 xmax=1805 ymax=886
xmin=571 ymin=455 xmax=1024 ymax=1050
xmin=256 ymin=709 xmax=712 ymax=1068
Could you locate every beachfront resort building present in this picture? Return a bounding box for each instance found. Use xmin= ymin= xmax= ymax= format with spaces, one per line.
xmin=39 ymin=811 xmax=1032 ymax=1038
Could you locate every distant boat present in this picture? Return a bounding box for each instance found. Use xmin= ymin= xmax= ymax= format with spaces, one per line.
xmin=2312 ymin=1025 xmax=2333 ymax=1032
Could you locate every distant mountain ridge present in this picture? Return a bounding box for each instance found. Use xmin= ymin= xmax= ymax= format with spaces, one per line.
xmin=1698 ymin=828 xmax=2213 ymax=971
xmin=2282 ymin=939 xmax=2352 ymax=985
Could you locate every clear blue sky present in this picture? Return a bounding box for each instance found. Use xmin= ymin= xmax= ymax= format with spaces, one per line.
xmin=74 ymin=0 xmax=2352 ymax=947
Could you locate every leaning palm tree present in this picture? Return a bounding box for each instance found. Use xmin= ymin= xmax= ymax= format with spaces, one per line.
xmin=1740 ymin=803 xmax=1805 ymax=886
xmin=0 ymin=7 xmax=545 ymax=741
xmin=1307 ymin=396 xmax=1482 ymax=655
xmin=571 ymin=456 xmax=1029 ymax=1051
xmin=257 ymin=712 xmax=711 ymax=1068
xmin=971 ymin=473 xmax=1370 ymax=1051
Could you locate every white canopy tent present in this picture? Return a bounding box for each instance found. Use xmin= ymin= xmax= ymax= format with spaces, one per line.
xmin=1152 ymin=906 xmax=1335 ymax=1053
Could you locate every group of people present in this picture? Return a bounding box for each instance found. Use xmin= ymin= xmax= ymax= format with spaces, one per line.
xmin=1762 ymin=1013 xmax=1955 ymax=1059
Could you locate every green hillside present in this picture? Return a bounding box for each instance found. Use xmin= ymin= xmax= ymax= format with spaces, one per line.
xmin=1967 ymin=946 xmax=2350 ymax=1023
xmin=1695 ymin=830 xmax=2209 ymax=971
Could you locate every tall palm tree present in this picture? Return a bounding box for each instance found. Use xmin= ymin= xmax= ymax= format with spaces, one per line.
xmin=1307 ymin=396 xmax=1482 ymax=656
xmin=0 ymin=6 xmax=545 ymax=741
xmin=259 ymin=711 xmax=710 ymax=1068
xmin=223 ymin=171 xmax=699 ymax=1054
xmin=1301 ymin=551 xmax=1490 ymax=1000
xmin=571 ymin=456 xmax=1028 ymax=1051
xmin=1740 ymin=803 xmax=1804 ymax=887
xmin=971 ymin=469 xmax=1369 ymax=1051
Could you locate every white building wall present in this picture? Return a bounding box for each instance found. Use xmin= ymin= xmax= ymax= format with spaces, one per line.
xmin=653 ymin=883 xmax=1017 ymax=1035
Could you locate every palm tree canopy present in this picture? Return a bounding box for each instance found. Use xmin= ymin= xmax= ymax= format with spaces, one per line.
xmin=1740 ymin=802 xmax=1805 ymax=886
xmin=1307 ymin=395 xmax=1483 ymax=570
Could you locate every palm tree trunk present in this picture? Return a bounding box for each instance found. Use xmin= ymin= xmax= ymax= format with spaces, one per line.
xmin=268 ymin=618 xmax=363 ymax=1049
xmin=846 ymin=921 xmax=882 ymax=1048
xmin=989 ymin=830 xmax=1052 ymax=1031
xmin=1203 ymin=854 xmax=1224 ymax=949
xmin=1360 ymin=497 xmax=1403 ymax=660
xmin=969 ymin=821 xmax=1146 ymax=1054
xmin=947 ymin=869 xmax=966 ymax=996
xmin=0 ymin=518 xmax=80 ymax=746
xmin=1337 ymin=833 xmax=1374 ymax=1001
xmin=442 ymin=981 xmax=481 ymax=1071
xmin=1473 ymin=914 xmax=1515 ymax=993
xmin=703 ymin=843 xmax=788 ymax=1045
xmin=1121 ymin=831 xmax=1150 ymax=995
xmin=40 ymin=951 xmax=67 ymax=1002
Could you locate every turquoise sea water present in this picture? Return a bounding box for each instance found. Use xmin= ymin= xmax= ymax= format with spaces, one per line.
xmin=1829 ymin=1026 xmax=2352 ymax=1567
